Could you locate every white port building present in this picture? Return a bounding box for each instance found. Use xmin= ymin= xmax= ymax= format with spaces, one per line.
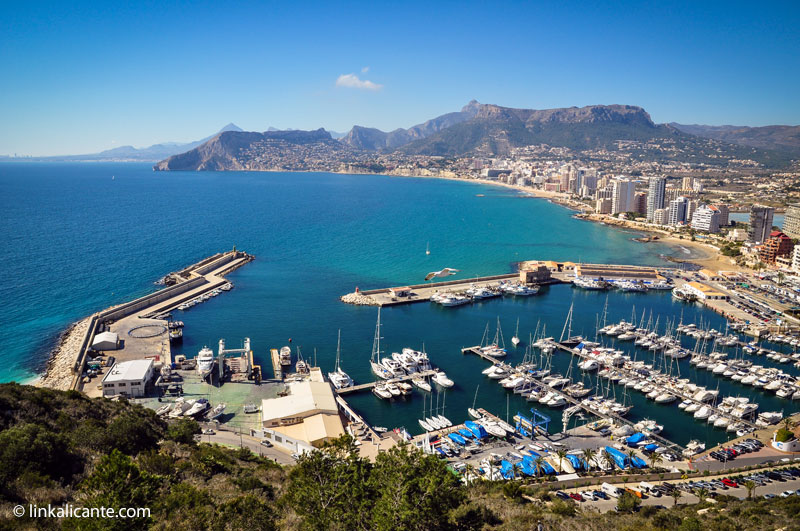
xmin=101 ymin=359 xmax=154 ymax=398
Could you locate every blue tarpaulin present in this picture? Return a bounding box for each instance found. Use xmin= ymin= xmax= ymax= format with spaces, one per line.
xmin=448 ymin=432 xmax=466 ymax=446
xmin=626 ymin=432 xmax=647 ymax=446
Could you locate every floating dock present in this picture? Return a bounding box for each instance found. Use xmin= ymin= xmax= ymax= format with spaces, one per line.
xmin=335 ymin=369 xmax=438 ymax=395
xmin=341 ymin=260 xmax=682 ymax=307
xmin=462 ymin=344 xmax=687 ymax=453
xmin=270 ymin=349 xmax=283 ymax=380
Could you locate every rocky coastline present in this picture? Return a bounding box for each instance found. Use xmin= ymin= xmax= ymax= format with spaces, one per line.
xmin=35 ymin=316 xmax=93 ymax=391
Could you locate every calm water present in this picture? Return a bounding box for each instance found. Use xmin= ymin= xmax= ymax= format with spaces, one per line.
xmin=729 ymin=212 xmax=784 ymax=228
xmin=1 ymin=163 xmax=795 ymax=446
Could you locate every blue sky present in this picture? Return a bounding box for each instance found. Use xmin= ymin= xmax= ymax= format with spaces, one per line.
xmin=1 ymin=1 xmax=798 ymax=155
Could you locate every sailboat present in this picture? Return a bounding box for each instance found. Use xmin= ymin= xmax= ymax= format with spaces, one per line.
xmin=369 ymin=308 xmax=393 ymax=379
xmin=468 ymin=385 xmax=481 ymax=419
xmin=328 ymin=330 xmax=354 ymax=390
xmin=511 ymin=318 xmax=520 ymax=347
xmin=426 ymin=242 xmax=430 ymax=255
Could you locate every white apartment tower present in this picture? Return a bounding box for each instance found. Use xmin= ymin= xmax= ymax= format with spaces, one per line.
xmin=646 ymin=176 xmax=666 ymax=222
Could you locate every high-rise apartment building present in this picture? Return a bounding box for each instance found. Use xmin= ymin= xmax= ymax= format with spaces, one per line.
xmin=646 ymin=176 xmax=666 ymax=222
xmin=749 ymin=204 xmax=775 ymax=244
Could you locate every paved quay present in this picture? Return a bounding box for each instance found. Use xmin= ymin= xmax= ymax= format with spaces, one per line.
xmin=75 ymin=249 xmax=254 ymax=395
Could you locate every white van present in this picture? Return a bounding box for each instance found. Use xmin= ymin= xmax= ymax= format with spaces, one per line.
xmin=640 ymin=481 xmax=660 ymax=497
xmin=601 ymin=482 xmax=621 ymax=498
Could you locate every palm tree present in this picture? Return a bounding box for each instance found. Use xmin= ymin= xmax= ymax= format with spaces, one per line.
xmin=670 ymin=488 xmax=682 ymax=507
xmin=626 ymin=449 xmax=638 ymax=471
xmin=582 ymin=448 xmax=596 ymax=472
xmin=603 ymin=449 xmax=616 ymax=475
xmin=783 ymin=417 xmax=792 ymax=432
xmin=555 ymin=449 xmax=569 ymax=474
xmin=744 ymin=479 xmax=756 ymax=500
xmin=695 ymin=486 xmax=709 ymax=504
xmin=511 ymin=462 xmax=523 ymax=480
xmin=534 ymin=455 xmax=546 ymax=481
xmin=649 ymin=451 xmax=663 ymax=470
xmin=777 ymin=271 xmax=786 ymax=286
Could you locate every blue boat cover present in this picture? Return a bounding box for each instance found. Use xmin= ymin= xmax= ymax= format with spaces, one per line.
xmin=626 ymin=432 xmax=647 ymax=445
xmin=604 ymin=446 xmax=630 ymax=469
xmin=566 ymin=454 xmax=583 ymax=470
xmin=643 ymin=443 xmax=659 ymax=452
xmin=631 ymin=456 xmax=647 ymax=468
xmin=448 ymin=432 xmax=466 ymax=446
xmin=458 ymin=428 xmax=474 ymax=439
xmin=523 ymin=452 xmax=555 ymax=474
xmin=500 ymin=460 xmax=516 ymax=479
xmin=464 ymin=420 xmax=489 ymax=439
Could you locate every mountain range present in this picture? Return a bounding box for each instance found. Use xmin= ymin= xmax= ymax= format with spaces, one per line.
xmin=154 ymin=101 xmax=797 ymax=171
xmin=669 ymin=123 xmax=800 ymax=155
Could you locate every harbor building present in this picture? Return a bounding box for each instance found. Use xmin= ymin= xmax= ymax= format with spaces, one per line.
xmin=646 ymin=176 xmax=666 ymax=222
xmin=101 ymin=359 xmax=154 ymax=398
xmin=684 ymin=282 xmax=728 ymax=301
xmin=261 ymin=369 xmax=345 ymax=448
xmin=749 ymin=204 xmax=775 ymax=244
xmin=91 ymin=331 xmax=119 ymax=350
xmin=519 ymin=262 xmax=553 ymax=284
xmin=691 ymin=204 xmax=721 ymax=233
xmin=783 ymin=204 xmax=800 ymax=240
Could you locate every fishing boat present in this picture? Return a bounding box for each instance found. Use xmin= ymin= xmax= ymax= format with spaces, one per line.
xmin=279 ymin=346 xmax=292 ymax=366
xmin=328 ymin=330 xmax=354 ymax=390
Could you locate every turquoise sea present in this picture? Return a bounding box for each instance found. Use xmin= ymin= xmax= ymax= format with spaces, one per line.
xmin=1 ymin=163 xmax=797 ymax=446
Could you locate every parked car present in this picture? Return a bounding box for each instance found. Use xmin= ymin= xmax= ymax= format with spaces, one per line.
xmin=555 ymin=491 xmax=570 ymax=500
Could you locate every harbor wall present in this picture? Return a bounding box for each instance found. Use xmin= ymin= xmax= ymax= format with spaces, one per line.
xmin=360 ymin=273 xmax=520 ymax=295
xmin=100 ymin=276 xmax=207 ymax=322
xmin=194 ymin=252 xmax=239 ymax=276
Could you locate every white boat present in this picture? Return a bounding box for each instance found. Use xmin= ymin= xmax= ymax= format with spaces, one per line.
xmin=412 ymin=377 xmax=432 ymax=392
xmin=418 ymin=418 xmax=433 ymax=431
xmin=511 ymin=318 xmax=520 ymax=347
xmin=654 ymin=393 xmax=676 ymax=404
xmin=386 ymin=383 xmax=402 ymax=397
xmin=468 ymin=407 xmax=481 ymax=419
xmin=481 ymin=422 xmax=506 ymax=438
xmin=328 ymin=330 xmax=354 ymax=390
xmin=373 ymin=384 xmax=393 ymax=399
xmin=694 ymin=406 xmax=712 ymax=419
xmin=436 ymin=415 xmax=453 ymax=427
xmin=279 ymin=345 xmax=292 ymax=366
xmin=185 ymin=398 xmax=209 ymax=417
xmin=432 ymin=370 xmax=454 ymax=388
xmin=196 ymin=346 xmax=215 ymax=379
xmin=207 ymin=403 xmax=226 ymax=420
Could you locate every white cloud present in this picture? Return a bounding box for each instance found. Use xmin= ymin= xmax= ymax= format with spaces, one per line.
xmin=361 ymin=66 xmax=369 ymax=73
xmin=335 ymin=73 xmax=383 ymax=91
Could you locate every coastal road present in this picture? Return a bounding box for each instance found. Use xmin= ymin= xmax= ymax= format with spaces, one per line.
xmin=198 ymin=430 xmax=297 ymax=466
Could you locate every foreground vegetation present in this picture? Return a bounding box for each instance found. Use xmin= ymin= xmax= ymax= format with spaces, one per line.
xmin=2 ymin=384 xmax=800 ymax=530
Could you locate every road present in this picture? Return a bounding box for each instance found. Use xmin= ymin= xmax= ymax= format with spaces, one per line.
xmin=197 ymin=429 xmax=297 ymax=466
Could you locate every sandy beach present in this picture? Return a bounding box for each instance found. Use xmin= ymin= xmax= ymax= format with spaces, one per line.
xmin=386 ymin=172 xmax=737 ymax=271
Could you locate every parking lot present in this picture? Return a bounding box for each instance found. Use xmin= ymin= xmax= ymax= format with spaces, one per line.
xmin=560 ymin=463 xmax=800 ymax=512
